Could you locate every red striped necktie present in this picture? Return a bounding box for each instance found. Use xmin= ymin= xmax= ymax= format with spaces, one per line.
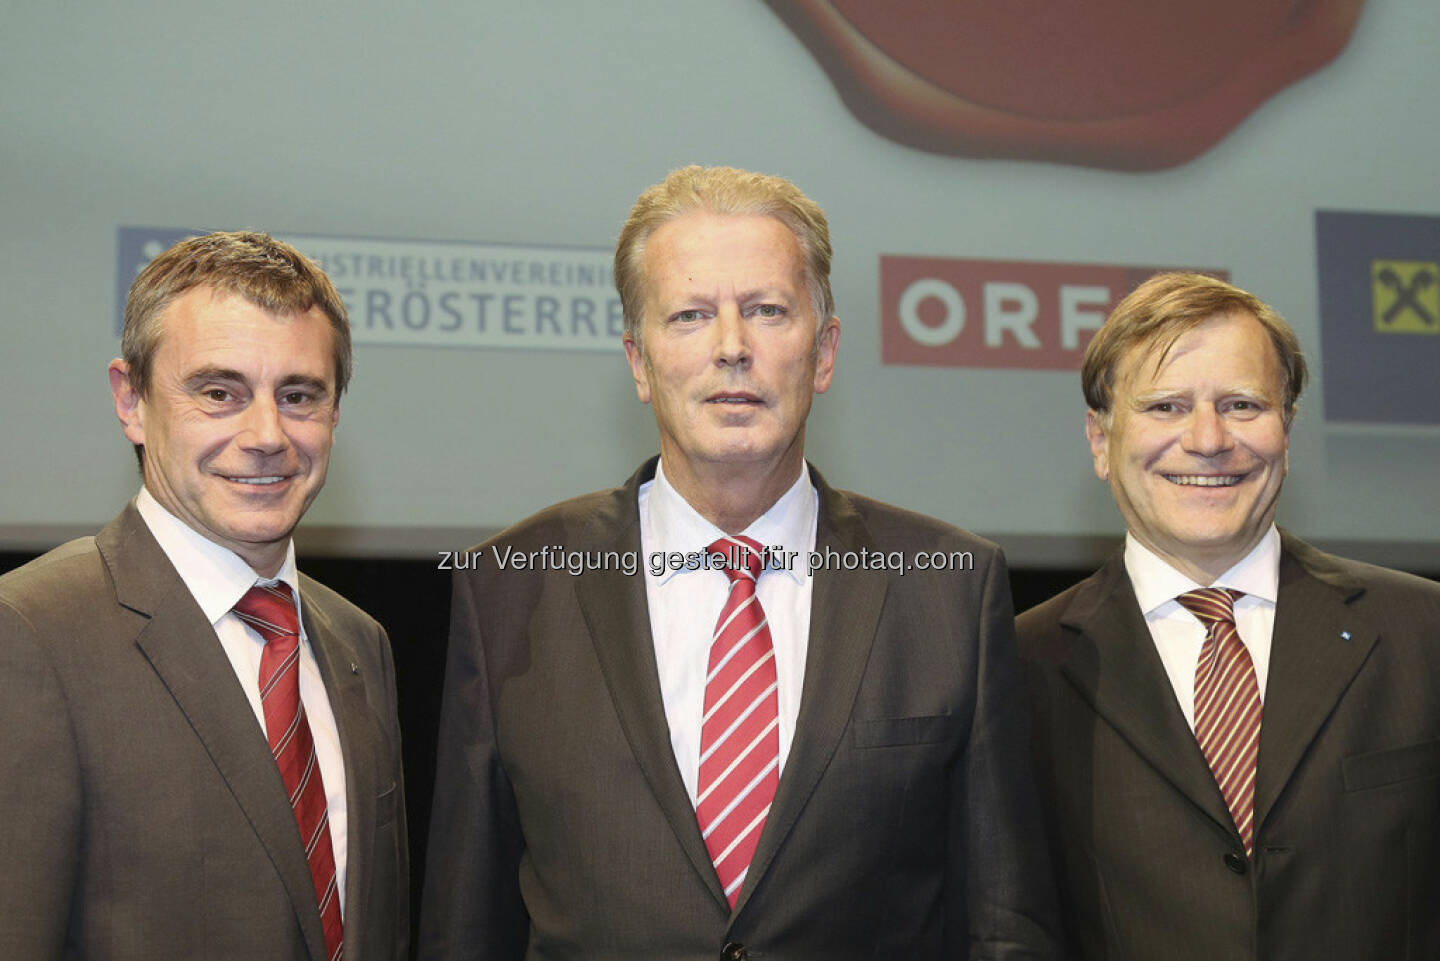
xmin=1178 ymin=587 xmax=1262 ymax=858
xmin=234 ymin=583 xmax=344 ymax=961
xmin=696 ymin=535 xmax=780 ymax=908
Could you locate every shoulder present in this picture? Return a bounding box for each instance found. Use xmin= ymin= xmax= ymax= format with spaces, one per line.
xmin=825 ymin=486 xmax=1003 ymax=560
xmin=1284 ymin=534 xmax=1440 ymax=609
xmin=464 ymin=482 xmax=637 ymax=559
xmin=298 ymin=571 xmax=384 ymax=636
xmin=0 ymin=536 xmax=108 ymax=627
xmin=440 ymin=481 xmax=642 ymax=606
xmin=1015 ymin=568 xmax=1107 ymax=661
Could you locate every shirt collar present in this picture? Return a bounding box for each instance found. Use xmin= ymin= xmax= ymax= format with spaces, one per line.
xmin=135 ymin=486 xmax=301 ymax=626
xmin=1125 ymin=525 xmax=1280 ymax=616
xmin=645 ymin=459 xmax=817 ymax=586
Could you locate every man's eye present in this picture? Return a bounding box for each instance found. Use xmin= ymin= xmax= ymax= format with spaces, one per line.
xmin=672 ymin=310 xmax=704 ymax=323
xmin=282 ymin=391 xmax=313 ymax=405
xmin=1147 ymin=402 xmax=1176 ymax=413
xmin=203 ymin=389 xmax=232 ymax=403
xmin=753 ymin=304 xmax=784 ymax=318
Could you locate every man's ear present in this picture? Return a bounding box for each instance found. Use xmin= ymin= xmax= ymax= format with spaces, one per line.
xmin=108 ymin=359 xmax=146 ymax=446
xmin=1085 ymin=409 xmax=1111 ymax=481
xmin=623 ymin=334 xmax=652 ymax=404
xmin=812 ymin=316 xmax=840 ymax=394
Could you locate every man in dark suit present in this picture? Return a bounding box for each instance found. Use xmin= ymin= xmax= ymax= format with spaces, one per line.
xmin=419 ymin=166 xmax=1060 ymax=960
xmin=0 ymin=232 xmax=409 ymax=961
xmin=1017 ymin=272 xmax=1440 ymax=959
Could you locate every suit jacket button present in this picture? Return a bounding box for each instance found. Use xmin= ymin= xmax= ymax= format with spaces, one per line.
xmin=720 ymin=942 xmax=748 ymax=961
xmin=1224 ymin=852 xmax=1248 ymax=875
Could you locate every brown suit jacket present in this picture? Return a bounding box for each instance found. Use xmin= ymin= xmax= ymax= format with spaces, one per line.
xmin=1016 ymin=532 xmax=1440 ymax=960
xmin=418 ymin=459 xmax=1061 ymax=961
xmin=0 ymin=504 xmax=409 ymax=961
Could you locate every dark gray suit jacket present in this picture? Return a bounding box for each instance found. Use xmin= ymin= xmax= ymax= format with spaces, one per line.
xmin=1016 ymin=532 xmax=1440 ymax=960
xmin=419 ymin=459 xmax=1060 ymax=961
xmin=0 ymin=504 xmax=409 ymax=961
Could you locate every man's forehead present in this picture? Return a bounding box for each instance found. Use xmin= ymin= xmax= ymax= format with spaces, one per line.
xmin=643 ymin=214 xmax=803 ymax=292
xmin=1116 ymin=310 xmax=1279 ymax=390
xmin=156 ymin=290 xmax=334 ymax=373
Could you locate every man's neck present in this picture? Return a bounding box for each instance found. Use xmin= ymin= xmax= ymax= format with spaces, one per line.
xmin=1134 ymin=535 xmax=1266 ymax=588
xmin=660 ymin=454 xmax=806 ymax=534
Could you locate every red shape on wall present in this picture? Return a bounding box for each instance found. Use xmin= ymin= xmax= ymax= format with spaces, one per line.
xmin=762 ymin=0 xmax=1366 ymax=170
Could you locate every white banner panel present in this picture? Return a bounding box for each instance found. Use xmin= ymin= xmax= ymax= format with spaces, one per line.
xmin=117 ymin=227 xmax=622 ymax=352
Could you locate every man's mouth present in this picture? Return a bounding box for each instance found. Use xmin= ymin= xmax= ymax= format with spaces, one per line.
xmin=1162 ymin=473 xmax=1243 ymax=487
xmin=708 ymin=392 xmax=762 ymax=405
xmin=224 ymin=475 xmax=288 ymax=486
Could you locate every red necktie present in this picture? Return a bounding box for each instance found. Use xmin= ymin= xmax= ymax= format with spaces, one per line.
xmin=696 ymin=536 xmax=780 ymax=907
xmin=234 ymin=583 xmax=344 ymax=961
xmin=1178 ymin=587 xmax=1262 ymax=857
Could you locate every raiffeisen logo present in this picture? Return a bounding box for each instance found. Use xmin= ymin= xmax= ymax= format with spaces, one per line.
xmin=1371 ymin=261 xmax=1439 ymax=335
xmin=880 ymin=256 xmax=1224 ymax=370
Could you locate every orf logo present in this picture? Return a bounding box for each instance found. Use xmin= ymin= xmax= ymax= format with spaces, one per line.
xmin=1371 ymin=260 xmax=1439 ymax=334
xmin=762 ymin=0 xmax=1367 ymax=170
xmin=881 ymin=257 xmax=1225 ymax=370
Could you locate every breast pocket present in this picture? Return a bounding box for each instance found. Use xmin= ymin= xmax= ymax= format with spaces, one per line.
xmin=852 ymin=714 xmax=958 ymax=749
xmin=1342 ymin=739 xmax=1440 ymax=791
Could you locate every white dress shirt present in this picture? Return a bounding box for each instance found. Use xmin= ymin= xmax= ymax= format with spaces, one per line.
xmin=1124 ymin=525 xmax=1280 ymax=732
xmin=136 ymin=487 xmax=349 ymax=913
xmin=638 ymin=460 xmax=818 ymax=806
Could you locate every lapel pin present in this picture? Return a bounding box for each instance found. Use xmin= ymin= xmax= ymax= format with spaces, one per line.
xmin=350 ymin=662 xmax=360 ymax=675
xmin=1340 ymin=631 xmax=1351 ymax=641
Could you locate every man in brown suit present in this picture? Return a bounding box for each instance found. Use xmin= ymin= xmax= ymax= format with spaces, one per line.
xmin=1017 ymin=272 xmax=1440 ymax=959
xmin=418 ymin=166 xmax=1061 ymax=960
xmin=0 ymin=232 xmax=408 ymax=960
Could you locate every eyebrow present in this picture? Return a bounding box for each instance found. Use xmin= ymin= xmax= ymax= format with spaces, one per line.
xmin=182 ymin=366 xmax=247 ymax=388
xmin=182 ymin=367 xmax=333 ymax=395
xmin=1130 ymin=384 xmax=1279 ymax=404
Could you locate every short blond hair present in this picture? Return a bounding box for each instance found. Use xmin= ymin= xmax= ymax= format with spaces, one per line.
xmin=1082 ymin=272 xmax=1307 ymax=426
xmin=614 ymin=165 xmax=834 ymax=349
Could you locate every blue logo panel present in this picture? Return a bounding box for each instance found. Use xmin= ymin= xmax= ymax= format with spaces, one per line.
xmin=1316 ymin=211 xmax=1440 ymax=425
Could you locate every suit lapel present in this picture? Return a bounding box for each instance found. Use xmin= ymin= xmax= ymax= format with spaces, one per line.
xmin=572 ymin=462 xmax=729 ymax=908
xmin=734 ymin=471 xmax=887 ymax=917
xmin=1057 ymin=554 xmax=1236 ymax=838
xmin=302 ymin=584 xmax=376 ymax=961
xmin=1253 ymin=534 xmax=1375 ymax=832
xmin=101 ymin=506 xmax=328 ymax=961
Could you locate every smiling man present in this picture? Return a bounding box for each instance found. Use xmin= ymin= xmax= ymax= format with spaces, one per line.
xmin=0 ymin=232 xmax=408 ymax=961
xmin=1017 ymin=272 xmax=1440 ymax=960
xmin=419 ymin=166 xmax=1061 ymax=961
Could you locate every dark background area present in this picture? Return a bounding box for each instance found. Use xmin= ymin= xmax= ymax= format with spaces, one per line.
xmin=4 ymin=547 xmax=1433 ymax=948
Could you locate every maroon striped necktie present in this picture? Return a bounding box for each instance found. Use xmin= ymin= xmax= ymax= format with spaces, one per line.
xmin=234 ymin=583 xmax=344 ymax=961
xmin=1178 ymin=587 xmax=1262 ymax=858
xmin=696 ymin=535 xmax=780 ymax=908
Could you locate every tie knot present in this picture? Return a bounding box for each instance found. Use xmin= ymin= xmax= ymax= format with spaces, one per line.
xmin=707 ymin=535 xmax=765 ymax=584
xmin=1176 ymin=587 xmax=1243 ymax=627
xmin=233 ymin=583 xmax=300 ymax=644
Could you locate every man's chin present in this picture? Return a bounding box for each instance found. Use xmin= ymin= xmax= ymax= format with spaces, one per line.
xmin=212 ymin=515 xmax=303 ymax=551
